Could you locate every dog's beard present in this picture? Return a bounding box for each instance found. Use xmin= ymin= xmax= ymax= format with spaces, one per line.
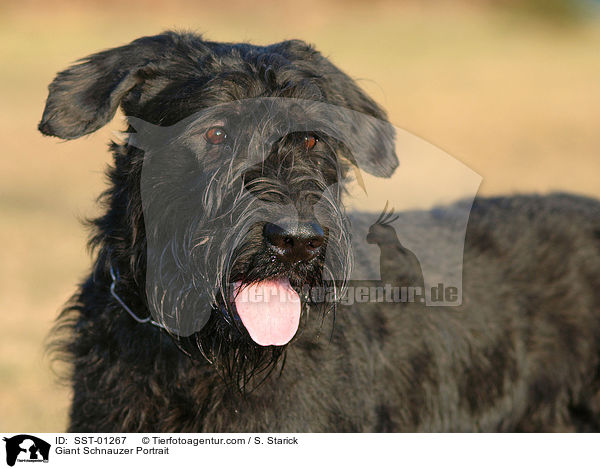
xmin=180 ymin=258 xmax=335 ymax=392
xmin=143 ymin=189 xmax=350 ymax=390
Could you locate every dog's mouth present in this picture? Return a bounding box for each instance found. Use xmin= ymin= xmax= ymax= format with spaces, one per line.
xmin=232 ymin=278 xmax=301 ymax=346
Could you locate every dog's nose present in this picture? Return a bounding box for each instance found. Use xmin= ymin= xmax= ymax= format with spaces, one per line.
xmin=264 ymin=221 xmax=325 ymax=263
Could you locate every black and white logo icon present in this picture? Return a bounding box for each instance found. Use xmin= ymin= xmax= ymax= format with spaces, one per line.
xmin=3 ymin=435 xmax=50 ymax=466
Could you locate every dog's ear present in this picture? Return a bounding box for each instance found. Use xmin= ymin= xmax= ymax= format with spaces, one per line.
xmin=39 ymin=32 xmax=186 ymax=140
xmin=278 ymin=40 xmax=399 ymax=178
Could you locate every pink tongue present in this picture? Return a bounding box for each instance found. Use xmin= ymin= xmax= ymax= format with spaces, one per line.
xmin=233 ymin=279 xmax=301 ymax=346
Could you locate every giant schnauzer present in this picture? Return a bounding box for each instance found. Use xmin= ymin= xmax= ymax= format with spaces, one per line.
xmin=39 ymin=31 xmax=600 ymax=431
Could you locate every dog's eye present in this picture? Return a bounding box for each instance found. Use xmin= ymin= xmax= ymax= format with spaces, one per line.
xmin=205 ymin=126 xmax=227 ymax=145
xmin=304 ymin=134 xmax=318 ymax=151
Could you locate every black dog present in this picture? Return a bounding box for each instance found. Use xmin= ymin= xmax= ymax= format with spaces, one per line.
xmin=40 ymin=31 xmax=600 ymax=432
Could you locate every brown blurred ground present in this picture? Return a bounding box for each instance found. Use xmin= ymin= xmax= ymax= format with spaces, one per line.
xmin=1 ymin=0 xmax=599 ymax=431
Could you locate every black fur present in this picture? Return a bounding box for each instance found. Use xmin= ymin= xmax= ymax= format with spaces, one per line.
xmin=40 ymin=32 xmax=600 ymax=431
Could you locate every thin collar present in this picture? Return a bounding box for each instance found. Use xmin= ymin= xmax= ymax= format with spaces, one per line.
xmin=109 ymin=263 xmax=167 ymax=330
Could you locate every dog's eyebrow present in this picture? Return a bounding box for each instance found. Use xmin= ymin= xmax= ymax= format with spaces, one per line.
xmin=186 ymin=120 xmax=227 ymax=134
xmin=181 ymin=114 xmax=228 ymax=133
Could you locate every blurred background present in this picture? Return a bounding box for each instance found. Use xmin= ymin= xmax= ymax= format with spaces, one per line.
xmin=1 ymin=0 xmax=599 ymax=431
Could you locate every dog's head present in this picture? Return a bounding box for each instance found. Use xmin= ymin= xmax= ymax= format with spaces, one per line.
xmin=40 ymin=31 xmax=398 ymax=384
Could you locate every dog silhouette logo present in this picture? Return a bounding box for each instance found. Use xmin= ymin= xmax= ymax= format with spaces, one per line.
xmin=3 ymin=435 xmax=50 ymax=466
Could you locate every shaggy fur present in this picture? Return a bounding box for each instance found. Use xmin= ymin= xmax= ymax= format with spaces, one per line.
xmin=40 ymin=31 xmax=600 ymax=432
